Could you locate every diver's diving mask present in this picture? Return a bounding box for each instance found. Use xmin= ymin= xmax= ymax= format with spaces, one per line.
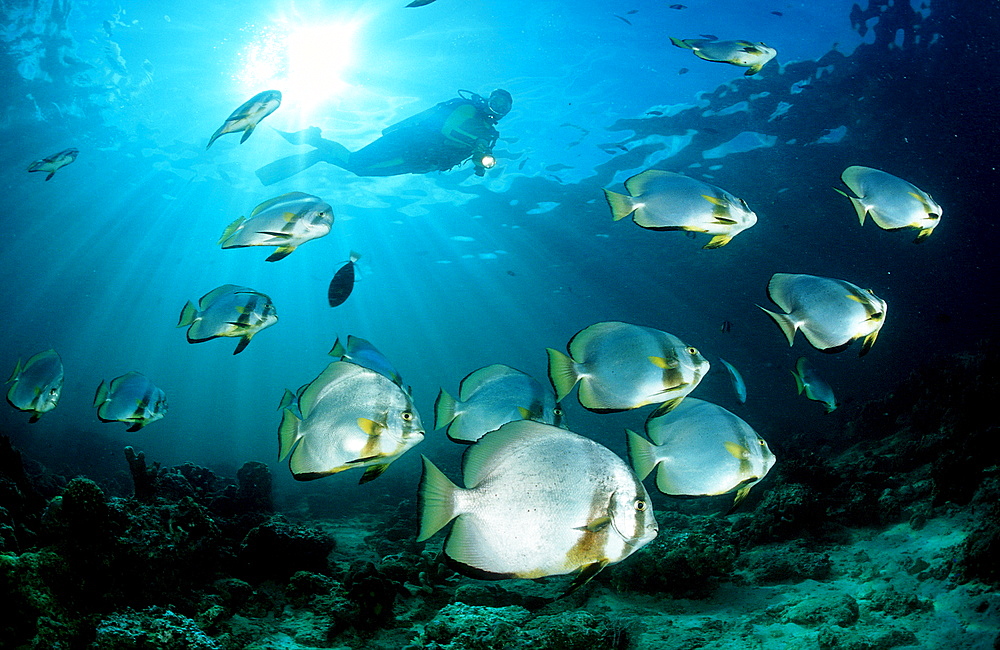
xmin=459 ymin=89 xmax=512 ymax=120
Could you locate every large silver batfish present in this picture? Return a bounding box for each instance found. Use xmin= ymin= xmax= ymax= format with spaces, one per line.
xmin=434 ymin=364 xmax=564 ymax=444
xmin=177 ymin=284 xmax=278 ymax=354
xmin=27 ymin=148 xmax=78 ymax=181
xmin=670 ymin=37 xmax=777 ymax=75
xmin=759 ymin=273 xmax=887 ymax=356
xmin=219 ymin=192 xmax=334 ymax=262
xmin=278 ymin=361 xmax=424 ymax=483
xmin=626 ymin=398 xmax=775 ymax=509
xmin=548 ymin=321 xmax=709 ymax=416
xmin=206 ymin=90 xmax=281 ymax=149
xmin=418 ymin=420 xmax=658 ymax=594
xmin=604 ymin=170 xmax=757 ymax=248
xmin=836 ymin=166 xmax=942 ymax=242
xmin=6 ymin=349 xmax=63 ymax=422
xmin=93 ymin=371 xmax=168 ymax=431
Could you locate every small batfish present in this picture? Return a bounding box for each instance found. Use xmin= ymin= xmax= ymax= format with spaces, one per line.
xmin=277 ymin=361 xmax=424 ymax=483
xmin=6 ymin=349 xmax=63 ymax=422
xmin=835 ymin=166 xmax=942 ymax=242
xmin=220 ymin=192 xmax=334 ymax=262
xmin=28 ymin=148 xmax=78 ymax=181
xmin=604 ymin=170 xmax=757 ymax=248
xmin=758 ymin=273 xmax=887 ymax=356
xmin=547 ymin=321 xmax=709 ymax=416
xmin=435 ymin=364 xmax=564 ymax=444
xmin=206 ymin=89 xmax=281 ymax=149
xmin=177 ymin=284 xmax=278 ymax=354
xmin=626 ymin=398 xmax=775 ymax=508
xmin=328 ymin=251 xmax=361 ymax=307
xmin=418 ymin=421 xmax=658 ymax=593
xmin=329 ymin=335 xmax=403 ymax=386
xmin=93 ymin=372 xmax=168 ymax=431
xmin=670 ymin=38 xmax=777 ymax=76
xmin=718 ymin=358 xmax=747 ymax=403
xmin=720 ymin=320 xmax=733 ymax=333
xmin=791 ymin=357 xmax=837 ymax=412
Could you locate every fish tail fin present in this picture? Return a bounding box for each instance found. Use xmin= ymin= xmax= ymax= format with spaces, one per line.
xmin=546 ymin=348 xmax=580 ymax=402
xmin=218 ymin=216 xmax=245 ymax=246
xmin=417 ymin=455 xmax=459 ymax=542
xmin=45 ymin=172 xmax=55 ymax=181
xmin=328 ymin=337 xmax=346 ymax=358
xmin=859 ymin=330 xmax=879 ymax=357
xmin=834 ymin=187 xmax=868 ymax=225
xmin=266 ymin=245 xmax=296 ymax=262
xmin=233 ymin=335 xmax=253 ymax=354
xmin=625 ymin=429 xmax=658 ymax=480
xmin=177 ymin=301 xmax=198 ymax=328
xmin=277 ymin=408 xmax=302 ymax=461
xmin=434 ymin=389 xmax=458 ymax=430
xmin=670 ymin=36 xmax=693 ymax=50
xmin=791 ymin=369 xmax=804 ymax=394
xmin=703 ymin=234 xmax=732 ymax=249
xmin=757 ymin=305 xmax=798 ymax=346
xmin=240 ymin=124 xmax=257 ymax=144
xmin=93 ymin=381 xmax=108 ymax=407
xmin=6 ymin=359 xmax=22 ymax=383
xmin=603 ymin=189 xmax=636 ymax=221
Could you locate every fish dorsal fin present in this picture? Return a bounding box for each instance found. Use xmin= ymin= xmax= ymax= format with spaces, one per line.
xmin=328 ymin=337 xmax=346 ymax=358
xmin=459 ymin=364 xmax=517 ymax=400
xmin=357 ymin=417 xmax=384 ymax=437
xmin=250 ymin=192 xmax=317 ymax=217
xmin=625 ymin=169 xmax=672 ymax=195
xmin=199 ymin=284 xmax=247 ymax=309
xmin=6 ymin=359 xmax=22 ymax=383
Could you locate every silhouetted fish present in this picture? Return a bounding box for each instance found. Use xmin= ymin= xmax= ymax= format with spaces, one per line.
xmin=405 ymin=0 xmax=436 ymax=6
xmin=669 ymin=4 xmax=687 ymax=9
xmin=772 ymin=11 xmax=783 ymax=16
xmin=614 ymin=14 xmax=633 ymax=25
xmin=646 ymin=110 xmax=664 ymax=116
xmin=721 ymin=320 xmax=733 ymax=333
xmin=678 ymin=67 xmax=689 ymax=75
xmin=328 ymin=251 xmax=361 ymax=307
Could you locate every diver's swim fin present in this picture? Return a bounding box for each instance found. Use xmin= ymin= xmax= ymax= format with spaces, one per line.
xmin=255 ymin=140 xmax=354 ymax=185
xmin=274 ymin=126 xmax=326 ymax=147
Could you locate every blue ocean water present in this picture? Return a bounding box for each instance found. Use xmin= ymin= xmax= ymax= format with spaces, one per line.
xmin=0 ymin=0 xmax=993 ymax=513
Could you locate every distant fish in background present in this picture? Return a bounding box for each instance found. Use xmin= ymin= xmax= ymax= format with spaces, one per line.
xmin=206 ymin=89 xmax=281 ymax=149
xmin=418 ymin=421 xmax=658 ymax=593
xmin=405 ymin=0 xmax=437 ymax=6
xmin=177 ymin=284 xmax=278 ymax=354
xmin=27 ymin=147 xmax=78 ymax=181
xmin=93 ymin=371 xmax=168 ymax=431
xmin=219 ymin=192 xmax=334 ymax=262
xmin=670 ymin=38 xmax=777 ymax=76
xmin=614 ymin=14 xmax=633 ymax=25
xmin=604 ymin=169 xmax=758 ymax=248
xmin=772 ymin=11 xmax=784 ymax=16
xmin=699 ymin=34 xmax=720 ymax=40
xmin=6 ymin=349 xmax=63 ymax=422
xmin=547 ymin=321 xmax=709 ymax=415
xmin=646 ymin=110 xmax=665 ymax=116
xmin=758 ymin=273 xmax=887 ymax=356
xmin=328 ymin=251 xmax=362 ymax=307
xmin=277 ymin=361 xmax=424 ymax=483
xmin=669 ymin=4 xmax=688 ymax=9
xmin=835 ymin=166 xmax=942 ymax=242
xmin=720 ymin=320 xmax=733 ymax=333
xmin=678 ymin=67 xmax=690 ymax=75
xmin=718 ymin=358 xmax=747 ymax=403
xmin=435 ymin=364 xmax=565 ymax=443
xmin=329 ymin=335 xmax=403 ymax=386
xmin=791 ymin=357 xmax=838 ymax=412
xmin=626 ymin=398 xmax=775 ymax=509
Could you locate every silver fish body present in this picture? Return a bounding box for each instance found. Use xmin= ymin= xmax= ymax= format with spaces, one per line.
xmin=792 ymin=357 xmax=837 ymax=412
xmin=626 ymin=398 xmax=775 ymax=507
xmin=548 ymin=321 xmax=709 ymax=415
xmin=219 ymin=192 xmax=334 ymax=262
xmin=177 ymin=284 xmax=278 ymax=354
xmin=759 ymin=273 xmax=887 ymax=356
xmin=604 ymin=170 xmax=757 ymax=248
xmin=277 ymin=361 xmax=424 ymax=483
xmin=837 ymin=166 xmax=942 ymax=242
xmin=670 ymin=38 xmax=777 ymax=75
xmin=27 ymin=148 xmax=79 ymax=181
xmin=93 ymin=371 xmax=168 ymax=431
xmin=418 ymin=421 xmax=658 ymax=592
xmin=206 ymin=89 xmax=281 ymax=149
xmin=435 ymin=364 xmax=564 ymax=444
xmin=6 ymin=349 xmax=63 ymax=421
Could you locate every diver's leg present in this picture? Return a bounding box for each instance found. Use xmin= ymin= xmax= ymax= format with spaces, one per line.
xmin=254 ymin=139 xmax=354 ymax=185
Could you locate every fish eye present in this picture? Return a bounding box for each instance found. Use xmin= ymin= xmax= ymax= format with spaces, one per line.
xmin=554 ymin=408 xmax=563 ymax=416
xmin=686 ymin=347 xmax=699 ymax=355
xmin=634 ymin=499 xmax=648 ymax=511
xmin=401 ymin=411 xmax=414 ymax=421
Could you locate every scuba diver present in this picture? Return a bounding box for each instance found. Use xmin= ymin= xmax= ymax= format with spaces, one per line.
xmin=255 ymin=89 xmax=512 ymax=185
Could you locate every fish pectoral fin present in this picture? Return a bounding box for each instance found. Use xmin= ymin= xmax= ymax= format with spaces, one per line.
xmin=258 ymin=231 xmax=294 ymax=239
xmin=281 ymin=211 xmax=298 ymax=223
xmin=345 ymin=454 xmax=381 ymax=465
xmin=239 ymin=123 xmax=257 ymax=144
xmin=724 ymin=441 xmax=750 ymax=460
xmin=357 ymin=417 xmax=385 ymax=437
xmin=700 ymin=194 xmax=726 ymax=207
xmin=647 ymin=355 xmax=679 ymax=370
xmin=713 ymin=215 xmax=738 ymax=225
xmin=516 ymin=406 xmax=534 ymax=420
xmin=575 ymin=516 xmax=612 ymax=533
xmin=359 ymin=464 xmax=390 ymax=484
xmin=564 ymin=560 xmax=610 ymax=597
